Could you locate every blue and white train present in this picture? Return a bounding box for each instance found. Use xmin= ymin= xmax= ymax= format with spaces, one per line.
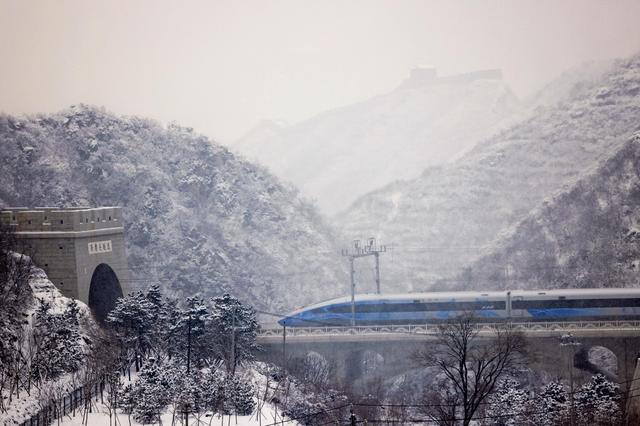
xmin=278 ymin=289 xmax=640 ymax=327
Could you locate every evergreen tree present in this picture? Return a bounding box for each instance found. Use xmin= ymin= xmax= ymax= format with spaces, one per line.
xmin=171 ymin=296 xmax=210 ymax=368
xmin=208 ymin=294 xmax=259 ymax=374
xmin=133 ymin=357 xmax=170 ymax=423
xmin=145 ymin=284 xmax=164 ymax=323
xmin=31 ymin=301 xmax=83 ymax=382
xmin=175 ymin=371 xmax=207 ymax=419
xmin=64 ymin=299 xmax=81 ymax=327
xmin=202 ymin=368 xmax=227 ymax=415
xmin=227 ymin=374 xmax=255 ymax=416
xmin=531 ymin=381 xmax=569 ymax=426
xmin=117 ymin=383 xmax=136 ymax=414
xmin=574 ymin=374 xmax=621 ymax=425
xmin=483 ymin=378 xmax=528 ymax=426
xmin=107 ymin=291 xmax=154 ymax=365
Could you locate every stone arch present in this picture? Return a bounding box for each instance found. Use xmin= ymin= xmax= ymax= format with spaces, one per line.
xmin=575 ymin=345 xmax=618 ymax=380
xmin=88 ymin=263 xmax=124 ymax=323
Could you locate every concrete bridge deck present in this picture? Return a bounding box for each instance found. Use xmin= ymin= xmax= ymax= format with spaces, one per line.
xmin=257 ymin=320 xmax=640 ymax=343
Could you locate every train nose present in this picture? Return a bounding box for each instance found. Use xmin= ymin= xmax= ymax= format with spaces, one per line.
xmin=278 ymin=315 xmax=294 ymax=327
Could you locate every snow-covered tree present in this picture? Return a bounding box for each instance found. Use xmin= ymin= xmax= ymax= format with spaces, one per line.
xmin=170 ymin=296 xmax=210 ymax=369
xmin=106 ymin=291 xmax=155 ymax=369
xmin=117 ymin=382 xmax=136 ymax=416
xmin=208 ymin=294 xmax=259 ymax=375
xmin=574 ymin=374 xmax=621 ymax=425
xmin=529 ymin=380 xmax=569 ymax=426
xmin=226 ymin=374 xmax=256 ymax=415
xmin=133 ymin=357 xmax=170 ymax=423
xmin=483 ymin=378 xmax=529 ymax=426
xmin=31 ymin=300 xmax=83 ymax=382
xmin=202 ymin=368 xmax=227 ymax=415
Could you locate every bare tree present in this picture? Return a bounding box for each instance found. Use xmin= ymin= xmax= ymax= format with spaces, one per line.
xmin=413 ymin=316 xmax=527 ymax=426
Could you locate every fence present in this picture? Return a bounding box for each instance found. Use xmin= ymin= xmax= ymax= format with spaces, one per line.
xmin=258 ymin=320 xmax=640 ymax=338
xmin=18 ymin=380 xmax=105 ymax=426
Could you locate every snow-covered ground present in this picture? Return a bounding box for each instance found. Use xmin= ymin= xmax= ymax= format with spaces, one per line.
xmin=56 ymin=400 xmax=291 ymax=426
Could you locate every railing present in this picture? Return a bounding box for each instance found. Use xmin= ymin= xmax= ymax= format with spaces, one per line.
xmin=18 ymin=381 xmax=104 ymax=426
xmin=257 ymin=320 xmax=640 ymax=338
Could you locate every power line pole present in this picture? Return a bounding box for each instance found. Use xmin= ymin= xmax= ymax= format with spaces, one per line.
xmin=282 ymin=324 xmax=286 ymax=371
xmin=560 ymin=333 xmax=581 ymax=426
xmin=230 ymin=308 xmax=236 ymax=375
xmin=185 ymin=312 xmax=192 ymax=426
xmin=341 ymin=238 xmax=386 ymax=326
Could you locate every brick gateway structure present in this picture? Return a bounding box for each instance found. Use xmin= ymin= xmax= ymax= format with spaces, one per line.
xmin=1 ymin=207 xmax=130 ymax=321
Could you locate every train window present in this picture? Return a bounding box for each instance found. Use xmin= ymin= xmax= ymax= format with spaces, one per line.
xmin=328 ymin=300 xmax=507 ymax=313
xmin=512 ymin=298 xmax=640 ymax=309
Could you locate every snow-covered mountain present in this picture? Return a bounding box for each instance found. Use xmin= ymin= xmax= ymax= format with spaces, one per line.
xmin=0 ymin=106 xmax=348 ymax=311
xmin=337 ymin=53 xmax=640 ymax=292
xmin=449 ymin=134 xmax=640 ymax=291
xmin=234 ymin=68 xmax=521 ymax=214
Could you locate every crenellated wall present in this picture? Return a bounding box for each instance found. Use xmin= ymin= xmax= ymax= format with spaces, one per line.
xmin=1 ymin=207 xmax=130 ymax=321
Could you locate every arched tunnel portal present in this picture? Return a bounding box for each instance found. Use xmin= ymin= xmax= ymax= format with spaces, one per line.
xmin=88 ymin=263 xmax=124 ymax=322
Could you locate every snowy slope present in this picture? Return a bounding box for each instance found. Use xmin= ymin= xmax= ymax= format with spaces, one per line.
xmin=0 ymin=106 xmax=348 ymax=311
xmin=234 ymin=68 xmax=521 ymax=214
xmin=337 ymin=53 xmax=640 ymax=292
xmin=449 ymin=134 xmax=640 ymax=291
xmin=1 ymin=265 xmax=99 ymax=426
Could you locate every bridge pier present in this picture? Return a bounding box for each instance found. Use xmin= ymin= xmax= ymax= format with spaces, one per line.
xmin=257 ymin=323 xmax=640 ymax=394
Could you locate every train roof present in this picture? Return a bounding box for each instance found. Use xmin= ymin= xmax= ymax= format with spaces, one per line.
xmin=291 ymin=288 xmax=640 ymax=313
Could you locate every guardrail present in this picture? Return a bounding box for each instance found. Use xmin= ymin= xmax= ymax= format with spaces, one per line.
xmin=257 ymin=320 xmax=640 ymax=338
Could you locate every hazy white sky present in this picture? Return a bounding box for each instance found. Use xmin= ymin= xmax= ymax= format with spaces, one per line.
xmin=1 ymin=0 xmax=639 ymax=142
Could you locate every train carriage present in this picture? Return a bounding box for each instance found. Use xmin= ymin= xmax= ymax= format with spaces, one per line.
xmin=279 ymin=289 xmax=640 ymax=327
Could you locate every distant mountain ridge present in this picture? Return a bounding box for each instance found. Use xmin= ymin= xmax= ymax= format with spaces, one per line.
xmin=337 ymin=53 xmax=640 ymax=292
xmin=234 ymin=67 xmax=521 ymax=214
xmin=0 ymin=105 xmax=348 ymax=311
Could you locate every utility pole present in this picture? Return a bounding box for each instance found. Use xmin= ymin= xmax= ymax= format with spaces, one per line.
xmin=282 ymin=325 xmax=287 ymax=372
xmin=341 ymin=238 xmax=386 ymax=326
xmin=560 ymin=333 xmax=581 ymax=426
xmin=230 ymin=307 xmax=237 ymax=376
xmin=185 ymin=311 xmax=192 ymax=426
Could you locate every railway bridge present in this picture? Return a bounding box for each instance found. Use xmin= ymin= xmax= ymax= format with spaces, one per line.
xmin=257 ymin=321 xmax=640 ymax=391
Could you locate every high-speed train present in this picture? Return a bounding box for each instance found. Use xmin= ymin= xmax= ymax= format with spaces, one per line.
xmin=278 ymin=289 xmax=640 ymax=327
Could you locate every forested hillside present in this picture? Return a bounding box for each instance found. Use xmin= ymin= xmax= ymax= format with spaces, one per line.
xmin=0 ymin=106 xmax=347 ymax=311
xmin=338 ymin=53 xmax=640 ymax=292
xmin=0 ymin=239 xmax=101 ymax=424
xmin=449 ymin=134 xmax=640 ymax=290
